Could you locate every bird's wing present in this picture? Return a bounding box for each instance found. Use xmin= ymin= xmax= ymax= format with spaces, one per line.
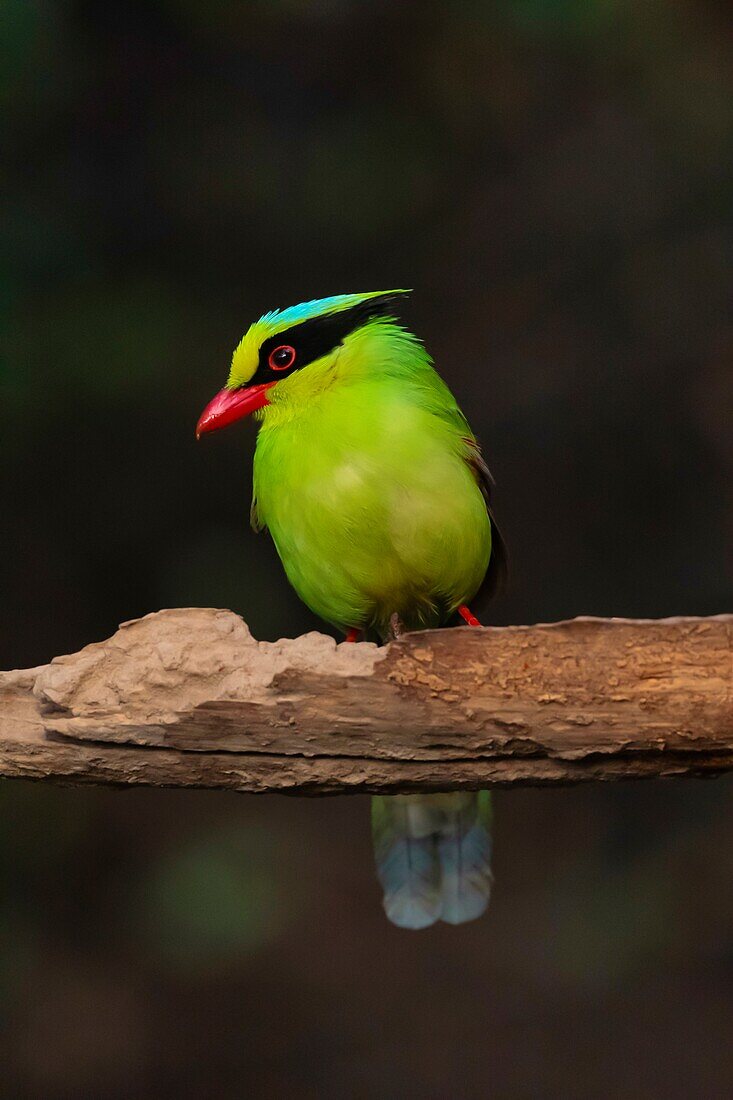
xmin=250 ymin=495 xmax=264 ymax=533
xmin=413 ymin=369 xmax=508 ymax=605
xmin=462 ymin=435 xmax=508 ymax=604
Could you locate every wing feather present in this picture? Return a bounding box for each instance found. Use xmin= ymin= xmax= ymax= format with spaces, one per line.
xmin=463 ymin=437 xmax=508 ymax=603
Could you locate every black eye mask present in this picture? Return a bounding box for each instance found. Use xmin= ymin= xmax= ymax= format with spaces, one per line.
xmin=243 ymin=292 xmax=410 ymax=388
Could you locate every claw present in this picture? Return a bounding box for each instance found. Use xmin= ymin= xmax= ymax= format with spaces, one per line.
xmin=387 ymin=613 xmax=405 ymax=641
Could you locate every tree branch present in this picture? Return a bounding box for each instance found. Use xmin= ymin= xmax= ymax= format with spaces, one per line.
xmin=1 ymin=609 xmax=731 ymax=794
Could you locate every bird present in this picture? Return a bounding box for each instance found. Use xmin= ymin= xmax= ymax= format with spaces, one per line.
xmin=197 ymin=290 xmax=505 ymax=929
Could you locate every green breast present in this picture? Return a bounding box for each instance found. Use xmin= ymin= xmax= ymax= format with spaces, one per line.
xmin=252 ymin=379 xmax=491 ymax=635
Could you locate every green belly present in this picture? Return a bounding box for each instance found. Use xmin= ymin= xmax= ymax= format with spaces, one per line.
xmin=252 ymin=391 xmax=491 ymax=635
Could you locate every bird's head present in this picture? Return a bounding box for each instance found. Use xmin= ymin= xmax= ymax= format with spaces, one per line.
xmin=196 ymin=289 xmax=411 ymax=438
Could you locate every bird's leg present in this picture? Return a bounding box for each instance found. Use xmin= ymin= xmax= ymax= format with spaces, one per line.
xmin=386 ymin=613 xmax=405 ymax=641
xmin=458 ymin=604 xmax=481 ymax=627
xmin=344 ymin=628 xmax=361 ymax=643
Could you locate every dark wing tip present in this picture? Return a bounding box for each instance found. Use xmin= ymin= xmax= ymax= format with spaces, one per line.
xmin=483 ymin=516 xmax=509 ymax=600
xmin=463 ymin=438 xmax=509 ymax=603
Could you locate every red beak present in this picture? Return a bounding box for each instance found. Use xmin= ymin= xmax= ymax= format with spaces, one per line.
xmin=196 ymin=383 xmax=275 ymax=439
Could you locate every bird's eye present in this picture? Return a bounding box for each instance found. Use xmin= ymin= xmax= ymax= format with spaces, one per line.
xmin=268 ymin=345 xmax=296 ymax=371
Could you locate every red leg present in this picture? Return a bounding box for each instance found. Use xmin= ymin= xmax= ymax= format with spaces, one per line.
xmin=345 ymin=628 xmax=361 ymax=643
xmin=458 ymin=604 xmax=481 ymax=627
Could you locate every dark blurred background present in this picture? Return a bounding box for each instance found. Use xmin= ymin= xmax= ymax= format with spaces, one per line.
xmin=2 ymin=1 xmax=732 ymax=1096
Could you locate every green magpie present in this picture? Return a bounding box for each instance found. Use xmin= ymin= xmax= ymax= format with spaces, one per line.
xmin=197 ymin=290 xmax=505 ymax=929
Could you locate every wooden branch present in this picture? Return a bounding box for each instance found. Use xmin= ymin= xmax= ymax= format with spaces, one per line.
xmin=1 ymin=609 xmax=731 ymax=794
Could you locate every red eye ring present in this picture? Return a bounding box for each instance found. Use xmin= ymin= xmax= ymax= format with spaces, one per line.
xmin=268 ymin=345 xmax=296 ymax=371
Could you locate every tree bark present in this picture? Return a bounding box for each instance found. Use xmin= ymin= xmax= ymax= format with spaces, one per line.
xmin=1 ymin=609 xmax=731 ymax=794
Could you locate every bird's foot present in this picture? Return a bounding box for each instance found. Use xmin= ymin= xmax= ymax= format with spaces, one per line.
xmin=344 ymin=628 xmax=361 ymax=643
xmin=458 ymin=604 xmax=481 ymax=627
xmin=386 ymin=613 xmax=405 ymax=641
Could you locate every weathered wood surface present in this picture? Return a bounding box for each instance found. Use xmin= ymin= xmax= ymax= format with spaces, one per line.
xmin=1 ymin=609 xmax=731 ymax=794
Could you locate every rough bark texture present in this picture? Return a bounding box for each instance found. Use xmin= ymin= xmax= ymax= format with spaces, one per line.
xmin=1 ymin=609 xmax=731 ymax=794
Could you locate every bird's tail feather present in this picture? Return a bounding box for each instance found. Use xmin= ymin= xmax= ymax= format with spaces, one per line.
xmin=372 ymin=791 xmax=492 ymax=929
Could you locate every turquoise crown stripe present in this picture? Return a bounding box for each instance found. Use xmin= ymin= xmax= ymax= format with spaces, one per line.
xmin=257 ymin=290 xmax=411 ymax=332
